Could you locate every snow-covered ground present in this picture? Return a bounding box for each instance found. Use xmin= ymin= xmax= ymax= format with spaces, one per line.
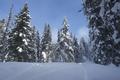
xmin=0 ymin=62 xmax=119 ymax=80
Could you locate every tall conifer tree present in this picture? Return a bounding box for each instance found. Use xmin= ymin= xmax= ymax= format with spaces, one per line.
xmin=7 ymin=3 xmax=36 ymax=62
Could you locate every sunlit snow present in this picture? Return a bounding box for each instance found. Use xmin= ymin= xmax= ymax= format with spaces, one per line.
xmin=23 ymin=39 xmax=28 ymax=45
xmin=17 ymin=47 xmax=23 ymax=52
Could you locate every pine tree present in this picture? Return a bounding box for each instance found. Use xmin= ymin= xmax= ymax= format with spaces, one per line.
xmin=55 ymin=17 xmax=75 ymax=62
xmin=83 ymin=0 xmax=120 ymax=66
xmin=73 ymin=36 xmax=82 ymax=63
xmin=105 ymin=0 xmax=120 ymax=66
xmin=0 ymin=19 xmax=5 ymax=61
xmin=79 ymin=37 xmax=89 ymax=62
xmin=30 ymin=26 xmax=37 ymax=62
xmin=83 ymin=0 xmax=114 ymax=65
xmin=7 ymin=3 xmax=36 ymax=62
xmin=1 ymin=4 xmax=14 ymax=62
xmin=41 ymin=24 xmax=52 ymax=62
xmin=51 ymin=30 xmax=60 ymax=62
xmin=36 ymin=31 xmax=42 ymax=62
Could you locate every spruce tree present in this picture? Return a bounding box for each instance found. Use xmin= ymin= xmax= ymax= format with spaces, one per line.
xmin=105 ymin=0 xmax=120 ymax=66
xmin=7 ymin=3 xmax=36 ymax=62
xmin=55 ymin=17 xmax=75 ymax=62
xmin=73 ymin=36 xmax=82 ymax=63
xmin=83 ymin=0 xmax=120 ymax=66
xmin=41 ymin=24 xmax=52 ymax=62
xmin=79 ymin=37 xmax=89 ymax=61
xmin=51 ymin=30 xmax=60 ymax=62
xmin=36 ymin=31 xmax=42 ymax=62
xmin=30 ymin=26 xmax=37 ymax=62
xmin=1 ymin=4 xmax=14 ymax=62
xmin=0 ymin=19 xmax=5 ymax=61
xmin=83 ymin=0 xmax=114 ymax=65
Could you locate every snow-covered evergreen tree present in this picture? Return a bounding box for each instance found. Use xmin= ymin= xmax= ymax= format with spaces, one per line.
xmin=0 ymin=4 xmax=14 ymax=62
xmin=41 ymin=24 xmax=52 ymax=62
xmin=105 ymin=0 xmax=120 ymax=66
xmin=73 ymin=36 xmax=82 ymax=63
xmin=51 ymin=30 xmax=60 ymax=62
xmin=30 ymin=26 xmax=38 ymax=62
xmin=7 ymin=3 xmax=36 ymax=62
xmin=83 ymin=0 xmax=114 ymax=65
xmin=55 ymin=17 xmax=75 ymax=62
xmin=0 ymin=19 xmax=6 ymax=61
xmin=35 ymin=31 xmax=42 ymax=62
xmin=79 ymin=37 xmax=89 ymax=62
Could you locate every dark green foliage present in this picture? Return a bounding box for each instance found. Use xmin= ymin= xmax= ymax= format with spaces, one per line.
xmin=7 ymin=3 xmax=36 ymax=62
xmin=41 ymin=24 xmax=52 ymax=62
xmin=73 ymin=37 xmax=81 ymax=63
xmin=83 ymin=0 xmax=120 ymax=66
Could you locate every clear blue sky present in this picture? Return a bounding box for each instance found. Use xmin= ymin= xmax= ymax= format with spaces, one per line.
xmin=0 ymin=0 xmax=88 ymax=42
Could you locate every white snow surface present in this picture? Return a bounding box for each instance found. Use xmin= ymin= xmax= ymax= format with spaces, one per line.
xmin=0 ymin=62 xmax=119 ymax=80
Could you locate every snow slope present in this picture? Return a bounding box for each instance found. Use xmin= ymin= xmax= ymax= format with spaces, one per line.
xmin=0 ymin=62 xmax=119 ymax=80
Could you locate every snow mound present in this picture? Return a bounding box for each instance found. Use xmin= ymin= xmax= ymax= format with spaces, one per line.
xmin=0 ymin=62 xmax=119 ymax=80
